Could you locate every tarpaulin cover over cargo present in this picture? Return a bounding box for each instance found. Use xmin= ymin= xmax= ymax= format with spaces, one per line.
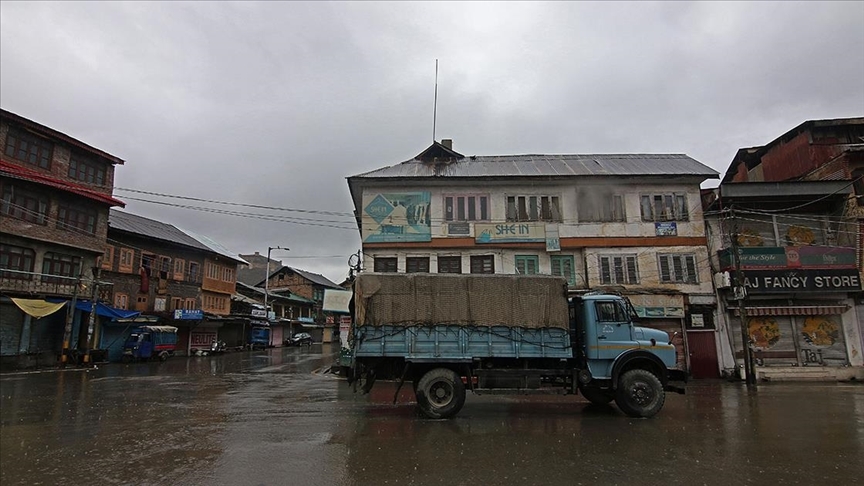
xmin=354 ymin=273 xmax=569 ymax=329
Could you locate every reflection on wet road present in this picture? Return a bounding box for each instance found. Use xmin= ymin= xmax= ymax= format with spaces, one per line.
xmin=2 ymin=345 xmax=862 ymax=486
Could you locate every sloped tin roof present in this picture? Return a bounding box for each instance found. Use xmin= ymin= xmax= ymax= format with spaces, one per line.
xmin=350 ymin=153 xmax=718 ymax=179
xmin=109 ymin=210 xmax=247 ymax=264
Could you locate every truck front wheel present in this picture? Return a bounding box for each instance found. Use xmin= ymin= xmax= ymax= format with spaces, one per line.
xmin=615 ymin=369 xmax=665 ymax=418
xmin=416 ymin=368 xmax=466 ymax=419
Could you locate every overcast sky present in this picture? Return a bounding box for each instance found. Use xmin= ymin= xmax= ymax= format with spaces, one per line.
xmin=2 ymin=1 xmax=862 ymax=282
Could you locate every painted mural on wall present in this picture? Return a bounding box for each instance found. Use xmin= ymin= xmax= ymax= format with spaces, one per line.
xmin=800 ymin=316 xmax=840 ymax=347
xmin=362 ymin=192 xmax=431 ymax=243
xmin=748 ymin=317 xmax=781 ymax=349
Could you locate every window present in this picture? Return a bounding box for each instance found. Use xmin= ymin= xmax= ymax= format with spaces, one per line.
xmin=4 ymin=127 xmax=53 ymax=169
xmin=595 ymin=301 xmax=628 ymax=322
xmin=68 ymin=153 xmax=106 ymax=186
xmin=406 ymin=257 xmax=430 ymax=273
xmin=101 ymin=246 xmax=114 ymax=270
xmin=313 ymin=288 xmax=324 ymax=301
xmin=206 ymin=262 xmax=220 ymax=280
xmin=119 ymin=248 xmax=135 ymax=273
xmin=515 ymin=255 xmax=539 ymax=275
xmin=184 ymin=298 xmax=197 ymax=310
xmin=114 ymin=293 xmax=129 ymax=310
xmin=598 ymin=254 xmax=638 ymax=285
xmin=188 ymin=262 xmax=200 ymax=282
xmin=506 ymin=195 xmax=561 ymax=222
xmin=1 ymin=184 xmax=48 ymax=225
xmin=437 ymin=256 xmax=462 ymax=274
xmin=158 ymin=256 xmax=171 ymax=277
xmin=444 ymin=194 xmax=489 ymax=221
xmin=551 ymin=255 xmax=576 ymax=286
xmin=171 ymin=297 xmax=182 ymax=311
xmin=470 ymin=255 xmax=495 ymax=274
xmin=374 ymin=257 xmax=397 ymax=273
xmin=141 ymin=253 xmax=157 ymax=276
xmin=577 ymin=190 xmax=624 ymax=222
xmin=0 ymin=244 xmax=35 ymax=279
xmin=173 ymin=259 xmax=185 ymax=281
xmin=58 ymin=205 xmax=97 ymax=235
xmin=640 ymin=194 xmax=689 ymax=222
xmin=222 ymin=266 xmax=234 ymax=282
xmin=658 ymin=254 xmax=698 ymax=284
xmin=41 ymin=252 xmax=81 ymax=283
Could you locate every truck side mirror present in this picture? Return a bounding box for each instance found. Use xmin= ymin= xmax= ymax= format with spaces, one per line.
xmin=669 ymin=331 xmax=680 ymax=345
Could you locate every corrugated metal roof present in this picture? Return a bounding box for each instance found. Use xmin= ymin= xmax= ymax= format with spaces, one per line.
xmin=109 ymin=210 xmax=247 ymax=264
xmin=350 ymin=153 xmax=718 ymax=179
xmin=110 ymin=210 xmax=208 ymax=250
xmin=2 ymin=159 xmax=126 ymax=206
xmin=289 ymin=267 xmax=342 ymax=289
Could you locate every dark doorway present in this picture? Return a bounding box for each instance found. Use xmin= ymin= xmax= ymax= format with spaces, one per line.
xmin=686 ymin=331 xmax=720 ymax=379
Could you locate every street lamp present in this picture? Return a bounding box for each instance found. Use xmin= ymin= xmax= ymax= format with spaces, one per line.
xmin=264 ymin=246 xmax=289 ymax=320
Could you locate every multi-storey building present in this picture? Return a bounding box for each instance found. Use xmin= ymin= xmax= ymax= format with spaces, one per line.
xmin=102 ymin=209 xmax=245 ymax=358
xmin=238 ymin=252 xmax=343 ymax=342
xmin=347 ymin=140 xmax=719 ymax=376
xmin=706 ymin=118 xmax=864 ymax=381
xmin=1 ymin=109 xmax=125 ymax=366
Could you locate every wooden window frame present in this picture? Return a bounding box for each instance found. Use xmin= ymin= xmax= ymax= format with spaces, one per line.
xmin=374 ymin=257 xmax=397 ymax=273
xmin=41 ymin=252 xmax=81 ymax=283
xmin=68 ymin=152 xmax=106 ymax=186
xmin=598 ymin=254 xmax=639 ymax=285
xmin=173 ymin=258 xmax=185 ymax=281
xmin=188 ymin=262 xmax=200 ymax=282
xmin=3 ymin=127 xmax=53 ymax=169
xmin=57 ymin=204 xmax=97 ymax=235
xmin=658 ymin=253 xmax=699 ymax=284
xmin=406 ymin=257 xmax=430 ymax=273
xmin=551 ymin=255 xmax=576 ymax=286
xmin=437 ymin=256 xmax=462 ymax=274
xmin=515 ymin=255 xmax=539 ymax=275
xmin=640 ymin=193 xmax=689 ymax=222
xmin=470 ymin=255 xmax=495 ymax=274
xmin=119 ymin=248 xmax=135 ymax=273
xmin=1 ymin=184 xmax=49 ymax=225
xmin=114 ymin=292 xmax=129 ymax=310
xmin=577 ymin=190 xmax=625 ymax=222
xmin=101 ymin=245 xmax=114 ymax=270
xmin=0 ymin=244 xmax=36 ymax=279
xmin=444 ymin=194 xmax=490 ymax=222
xmin=506 ymin=195 xmax=562 ymax=222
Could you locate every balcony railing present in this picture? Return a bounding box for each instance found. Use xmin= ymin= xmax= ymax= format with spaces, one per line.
xmin=0 ymin=269 xmax=80 ymax=297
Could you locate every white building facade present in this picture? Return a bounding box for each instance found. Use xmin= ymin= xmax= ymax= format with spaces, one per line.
xmin=348 ymin=142 xmax=722 ymax=377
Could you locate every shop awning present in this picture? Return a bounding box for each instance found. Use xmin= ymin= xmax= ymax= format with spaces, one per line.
xmin=11 ymin=298 xmax=67 ymax=319
xmin=47 ymin=299 xmax=141 ymax=319
xmin=733 ymin=305 xmax=848 ymax=316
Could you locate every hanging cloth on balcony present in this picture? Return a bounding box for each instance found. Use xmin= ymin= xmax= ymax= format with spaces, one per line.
xmin=11 ymin=298 xmax=67 ymax=319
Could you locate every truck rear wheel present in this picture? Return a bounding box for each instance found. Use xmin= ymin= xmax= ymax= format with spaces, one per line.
xmin=579 ymin=385 xmax=614 ymax=405
xmin=615 ymin=369 xmax=665 ymax=418
xmin=416 ymin=368 xmax=466 ymax=419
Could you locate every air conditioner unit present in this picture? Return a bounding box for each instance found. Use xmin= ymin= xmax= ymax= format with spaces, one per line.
xmin=713 ymin=271 xmax=732 ymax=289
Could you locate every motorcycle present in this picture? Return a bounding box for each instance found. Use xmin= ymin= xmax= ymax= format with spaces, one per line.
xmin=209 ymin=340 xmax=227 ymax=354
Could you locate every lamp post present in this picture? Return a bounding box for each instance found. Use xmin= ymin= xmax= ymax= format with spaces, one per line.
xmin=264 ymin=246 xmax=289 ymax=321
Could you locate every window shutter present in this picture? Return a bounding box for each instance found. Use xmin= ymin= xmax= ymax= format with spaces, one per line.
xmin=659 ymin=255 xmax=671 ymax=282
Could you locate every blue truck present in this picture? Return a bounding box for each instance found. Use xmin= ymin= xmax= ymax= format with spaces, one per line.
xmin=121 ymin=325 xmax=178 ymax=362
xmin=347 ymin=273 xmax=685 ymax=419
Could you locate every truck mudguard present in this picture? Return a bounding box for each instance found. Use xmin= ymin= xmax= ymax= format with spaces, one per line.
xmin=610 ymin=349 xmax=668 ymax=387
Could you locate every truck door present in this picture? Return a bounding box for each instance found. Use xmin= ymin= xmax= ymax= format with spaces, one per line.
xmin=589 ymin=300 xmax=636 ymax=360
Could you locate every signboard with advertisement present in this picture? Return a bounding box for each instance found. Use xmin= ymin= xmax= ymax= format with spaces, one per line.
xmin=655 ymin=222 xmax=678 ymax=236
xmin=322 ymin=289 xmax=352 ymax=313
xmin=734 ymin=269 xmax=862 ymax=293
xmin=174 ymin=309 xmax=203 ymax=320
xmin=719 ymin=246 xmax=857 ymax=271
xmin=190 ymin=331 xmax=217 ymax=348
xmin=475 ymin=222 xmax=546 ymax=243
xmin=362 ymin=192 xmax=432 ymax=243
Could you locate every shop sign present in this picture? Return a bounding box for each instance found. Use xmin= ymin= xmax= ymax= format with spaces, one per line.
xmin=735 ymin=269 xmax=862 ymax=293
xmin=545 ymin=224 xmax=560 ymax=252
xmin=633 ymin=306 xmax=685 ymax=318
xmin=173 ymin=309 xmax=203 ymax=320
xmin=655 ymin=222 xmax=677 ymax=236
xmin=190 ymin=331 xmax=217 ymax=347
xmin=475 ymin=222 xmax=546 ymax=243
xmin=720 ymin=246 xmax=857 ymax=270
xmin=251 ymin=308 xmax=266 ymax=318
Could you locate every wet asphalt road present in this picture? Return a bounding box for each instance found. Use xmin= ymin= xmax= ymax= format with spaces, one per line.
xmin=1 ymin=344 xmax=862 ymax=486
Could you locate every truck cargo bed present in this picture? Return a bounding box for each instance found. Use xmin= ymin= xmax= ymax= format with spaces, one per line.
xmin=353 ymin=325 xmax=572 ymax=360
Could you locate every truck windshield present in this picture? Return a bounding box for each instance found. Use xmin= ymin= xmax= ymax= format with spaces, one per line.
xmin=595 ymin=301 xmax=628 ymax=322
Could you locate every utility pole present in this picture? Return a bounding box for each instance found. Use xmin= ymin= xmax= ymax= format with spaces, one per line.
xmin=729 ymin=208 xmax=757 ymax=385
xmin=82 ymin=266 xmax=101 ymax=365
xmin=60 ymin=271 xmax=83 ymax=367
